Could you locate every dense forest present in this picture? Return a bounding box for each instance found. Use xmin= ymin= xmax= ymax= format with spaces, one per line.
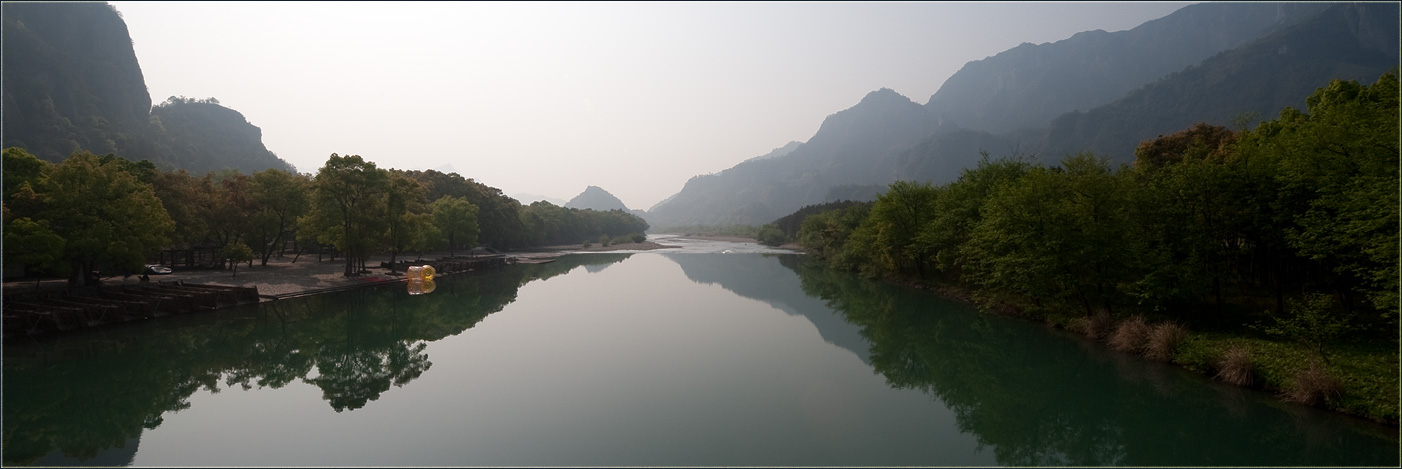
xmin=778 ymin=73 xmax=1400 ymax=422
xmin=2 ymin=150 xmax=648 ymax=283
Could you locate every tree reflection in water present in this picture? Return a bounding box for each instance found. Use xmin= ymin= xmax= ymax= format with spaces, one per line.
xmin=784 ymin=256 xmax=1398 ymax=467
xmin=1 ymin=254 xmax=631 ymax=465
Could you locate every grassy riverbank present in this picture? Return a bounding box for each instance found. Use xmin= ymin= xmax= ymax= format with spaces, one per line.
xmin=1174 ymin=332 xmax=1399 ymax=423
xmin=946 ymin=282 xmax=1402 ymax=424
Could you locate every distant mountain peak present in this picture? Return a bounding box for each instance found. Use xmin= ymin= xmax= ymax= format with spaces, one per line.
xmin=859 ymin=87 xmax=912 ymax=105
xmin=565 ymin=186 xmax=629 ymax=212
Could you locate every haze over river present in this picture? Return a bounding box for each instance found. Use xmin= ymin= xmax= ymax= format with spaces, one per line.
xmin=4 ymin=239 xmax=1397 ymax=466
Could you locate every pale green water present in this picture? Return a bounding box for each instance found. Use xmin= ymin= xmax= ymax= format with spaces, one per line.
xmin=3 ymin=251 xmax=1397 ymax=466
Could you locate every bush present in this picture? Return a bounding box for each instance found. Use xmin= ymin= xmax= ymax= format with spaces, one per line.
xmin=599 ymin=234 xmax=610 ymax=247
xmin=629 ymin=232 xmax=646 ymax=243
xmin=1283 ymin=359 xmax=1342 ymax=406
xmin=756 ymin=223 xmax=786 ymax=246
xmin=1108 ymin=315 xmax=1151 ymax=353
xmin=1071 ymin=310 xmax=1115 ymax=341
xmin=1144 ymin=321 xmax=1188 ymax=361
xmin=1258 ymin=292 xmax=1355 ymax=361
xmin=1215 ymin=344 xmax=1255 ymax=386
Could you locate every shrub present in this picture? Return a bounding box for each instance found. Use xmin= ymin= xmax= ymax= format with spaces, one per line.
xmin=1258 ymin=292 xmax=1354 ymax=361
xmin=1108 ymin=315 xmax=1151 ymax=353
xmin=629 ymin=232 xmax=646 ymax=243
xmin=756 ymin=223 xmax=787 ymax=246
xmin=599 ymin=234 xmax=610 ymax=247
xmin=1071 ymin=310 xmax=1115 ymax=341
xmin=1283 ymin=359 xmax=1342 ymax=406
xmin=1215 ymin=344 xmax=1255 ymax=387
xmin=1144 ymin=321 xmax=1188 ymax=361
xmin=582 ymin=240 xmax=592 ymax=248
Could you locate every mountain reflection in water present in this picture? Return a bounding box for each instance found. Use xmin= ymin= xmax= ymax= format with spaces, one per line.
xmin=3 ymin=252 xmax=1395 ymax=467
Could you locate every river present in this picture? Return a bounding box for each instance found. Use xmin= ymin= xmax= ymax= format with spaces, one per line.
xmin=3 ymin=242 xmax=1397 ymax=466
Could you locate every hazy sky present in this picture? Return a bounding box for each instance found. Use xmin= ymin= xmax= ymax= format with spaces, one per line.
xmin=111 ymin=1 xmax=1191 ymax=210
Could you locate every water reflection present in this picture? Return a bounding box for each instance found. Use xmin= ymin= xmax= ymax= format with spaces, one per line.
xmin=783 ymin=257 xmax=1399 ymax=466
xmin=1 ymin=254 xmax=631 ymax=466
xmin=661 ymin=253 xmax=871 ymax=365
xmin=3 ymin=252 xmax=1396 ymax=466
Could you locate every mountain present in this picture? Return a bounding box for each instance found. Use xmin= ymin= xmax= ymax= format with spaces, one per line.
xmin=512 ymin=193 xmax=568 ymax=206
xmin=648 ymin=3 xmax=1383 ymax=228
xmin=647 ymin=88 xmax=945 ymax=227
xmin=150 ymin=97 xmax=297 ymax=174
xmin=564 ymin=185 xmax=630 ymax=211
xmin=662 ymin=253 xmax=872 ymax=365
xmin=1 ymin=2 xmax=155 ymax=161
xmin=2 ymin=2 xmax=295 ymax=175
xmin=1035 ymin=2 xmax=1401 ymax=163
xmin=925 ymin=3 xmax=1331 ymax=135
xmin=743 ymin=141 xmax=804 ymax=163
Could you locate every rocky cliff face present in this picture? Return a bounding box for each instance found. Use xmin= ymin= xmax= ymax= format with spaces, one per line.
xmin=2 ymin=2 xmax=154 ymax=160
xmin=2 ymin=2 xmax=296 ymax=174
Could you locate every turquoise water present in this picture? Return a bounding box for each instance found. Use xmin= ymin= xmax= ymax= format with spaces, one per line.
xmin=3 ymin=251 xmax=1396 ymax=466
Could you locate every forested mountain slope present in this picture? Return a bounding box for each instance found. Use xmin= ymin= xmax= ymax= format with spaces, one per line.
xmin=925 ymin=3 xmax=1329 ymax=134
xmin=151 ymin=97 xmax=297 ymax=174
xmin=1035 ymin=3 xmax=1401 ymax=163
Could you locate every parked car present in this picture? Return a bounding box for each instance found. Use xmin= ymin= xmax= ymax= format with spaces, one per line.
xmin=145 ymin=264 xmax=173 ymax=275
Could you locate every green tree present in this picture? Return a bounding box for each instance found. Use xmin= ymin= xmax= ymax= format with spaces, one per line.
xmin=151 ymin=169 xmax=219 ymax=247
xmin=222 ymin=241 xmax=254 ymax=278
xmin=429 ymin=195 xmax=479 ymax=257
xmin=3 ymin=208 xmax=65 ymax=288
xmin=914 ymin=154 xmax=1031 ymax=280
xmin=756 ymin=223 xmax=786 ymax=246
xmin=1266 ymin=73 xmax=1400 ymax=316
xmin=859 ymin=181 xmax=940 ymax=278
xmin=247 ymin=169 xmax=310 ymax=265
xmin=3 ymin=147 xmax=48 ymax=202
xmin=796 ymin=202 xmax=871 ymax=270
xmin=203 ymin=171 xmax=253 ymax=252
xmin=383 ymin=172 xmax=433 ymax=264
xmin=962 ymin=154 xmax=1134 ymax=316
xmin=1260 ymin=293 xmax=1355 ymax=362
xmin=40 ymin=151 xmax=174 ymax=286
xmin=310 ymin=154 xmax=389 ymax=276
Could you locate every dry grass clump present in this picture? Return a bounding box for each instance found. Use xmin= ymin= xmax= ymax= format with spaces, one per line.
xmin=1071 ymin=310 xmax=1116 ymax=341
xmin=1283 ymin=359 xmax=1342 ymax=406
xmin=1107 ymin=315 xmax=1151 ymax=353
xmin=1214 ymin=344 xmax=1255 ymax=386
xmin=1143 ymin=321 xmax=1188 ymax=362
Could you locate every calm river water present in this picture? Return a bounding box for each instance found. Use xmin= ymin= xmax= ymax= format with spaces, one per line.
xmin=4 ymin=243 xmax=1398 ymax=466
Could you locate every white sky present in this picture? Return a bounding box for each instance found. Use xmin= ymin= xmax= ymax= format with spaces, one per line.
xmin=111 ymin=1 xmax=1192 ymax=210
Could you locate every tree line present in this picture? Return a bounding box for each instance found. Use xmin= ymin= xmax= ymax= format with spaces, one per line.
xmin=3 ymin=151 xmax=650 ymax=284
xmin=787 ymin=72 xmax=1399 ymax=346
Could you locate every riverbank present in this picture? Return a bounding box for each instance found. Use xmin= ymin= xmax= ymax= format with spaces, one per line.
xmin=854 ymin=270 xmax=1400 ymax=425
xmin=1 ymin=241 xmax=682 ymax=300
